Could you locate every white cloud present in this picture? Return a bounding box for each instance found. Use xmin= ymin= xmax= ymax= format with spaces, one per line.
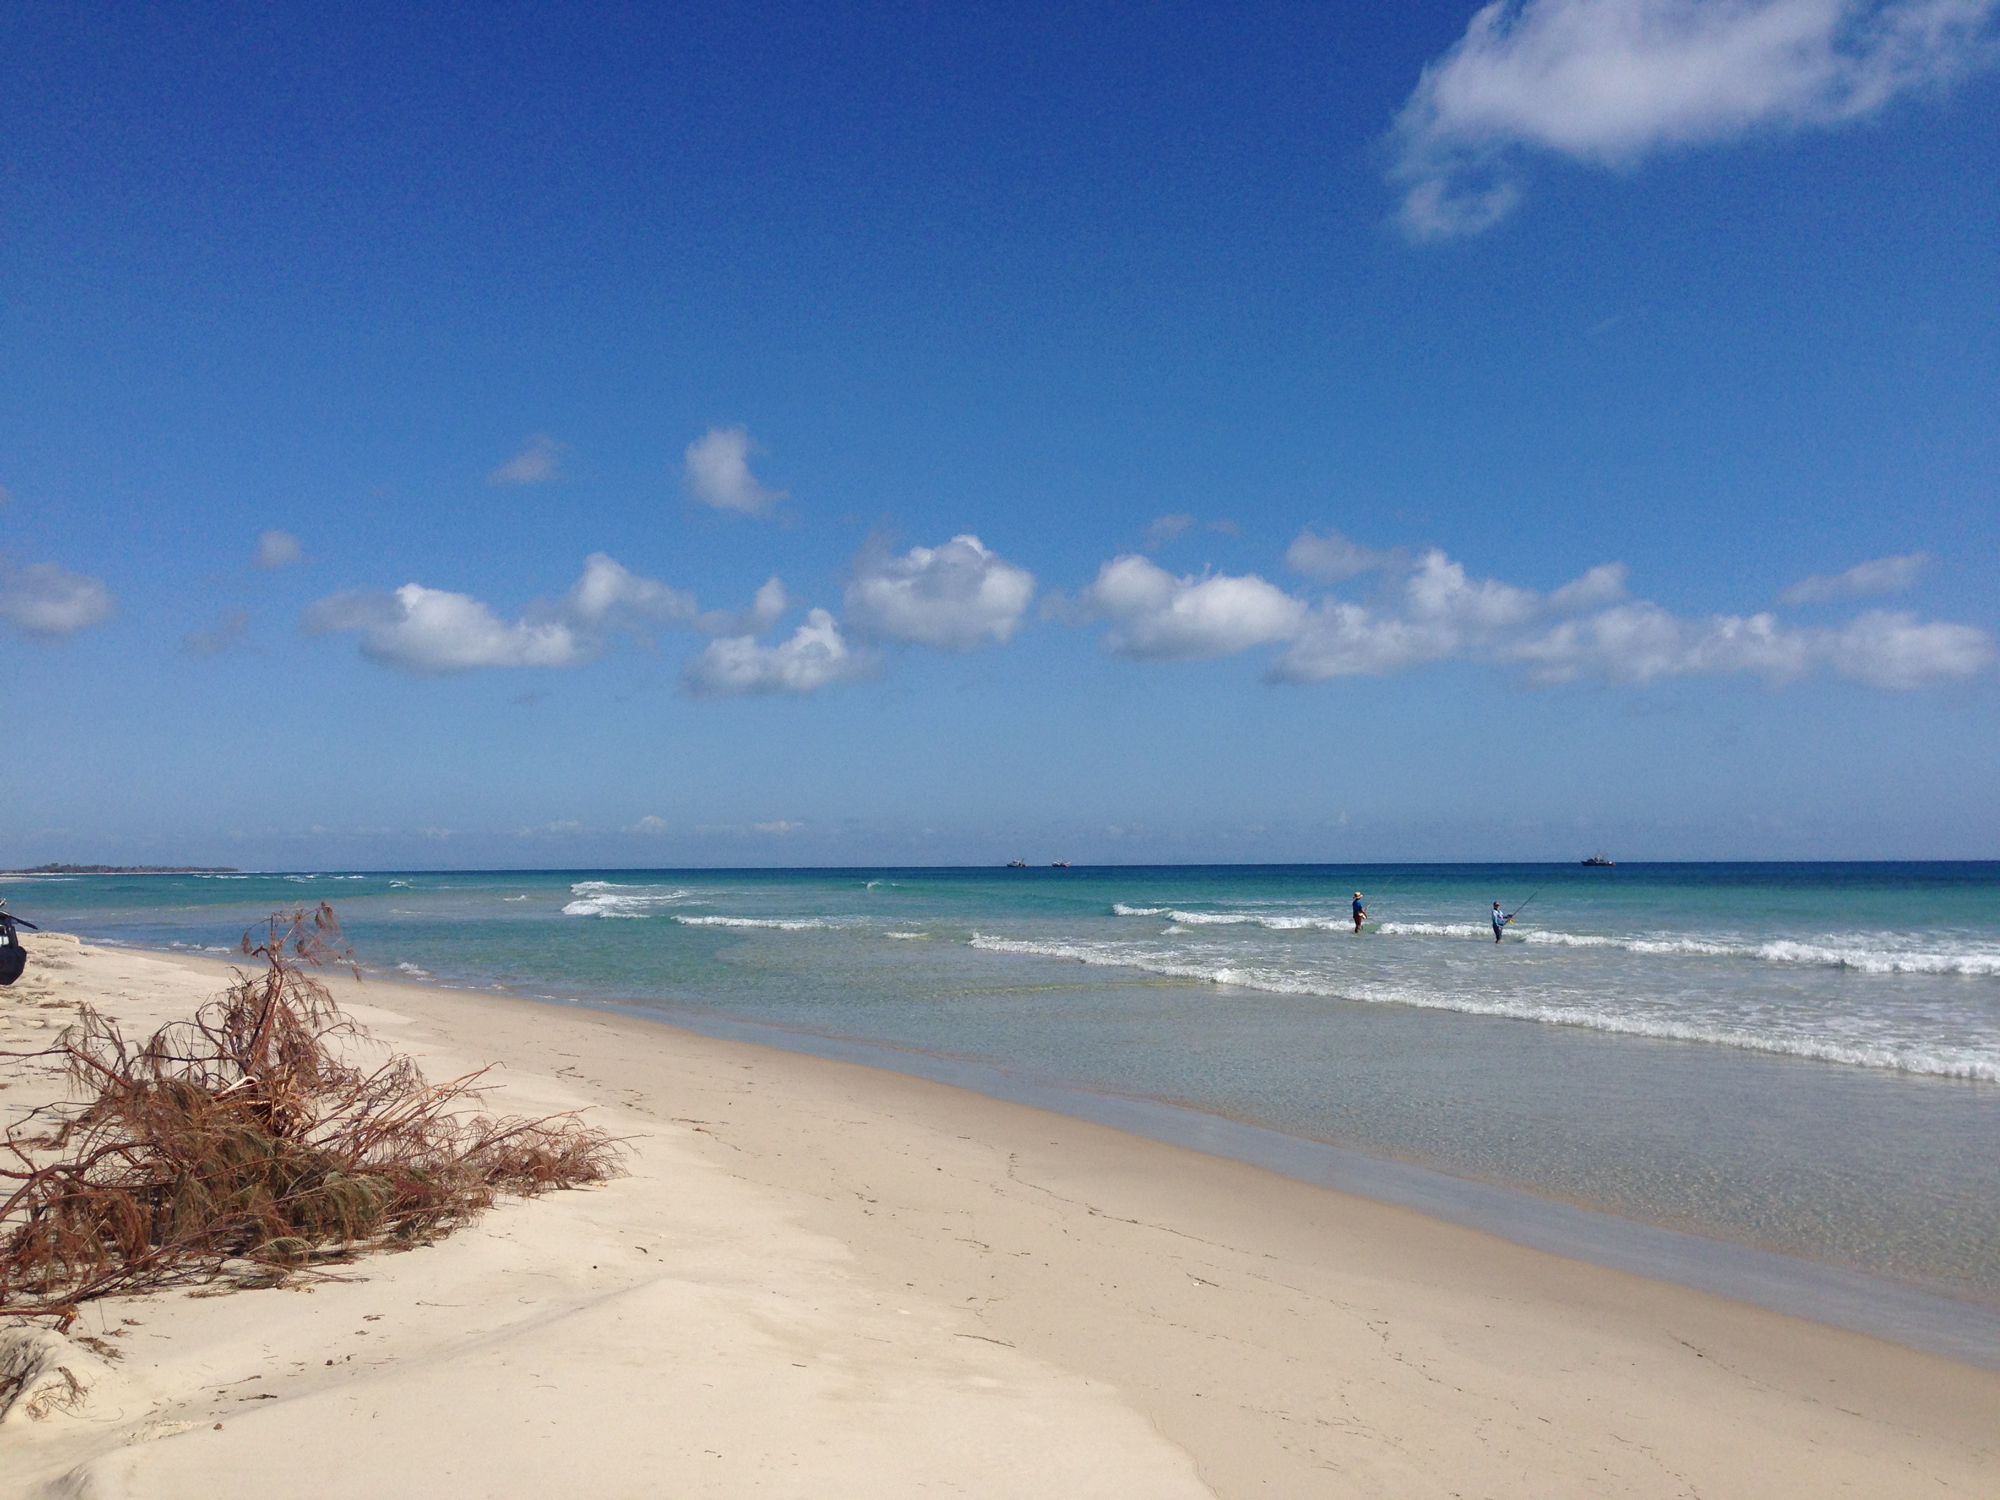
xmin=1548 ymin=561 xmax=1632 ymax=610
xmin=684 ymin=426 xmax=786 ymax=515
xmin=182 ymin=609 xmax=251 ymax=657
xmin=697 ymin=576 xmax=789 ymax=637
xmin=305 ymin=554 xmax=798 ymax=675
xmin=682 ymin=608 xmax=874 ymax=697
xmin=624 ymin=815 xmax=670 ymax=835
xmin=1779 ymin=551 xmax=1930 ymax=603
xmin=304 ymin=583 xmax=590 ymax=673
xmin=1391 ymin=0 xmax=2000 ymax=238
xmin=254 ymin=530 xmax=303 ymax=569
xmin=1499 ymin=603 xmax=1997 ymax=686
xmin=844 ymin=535 xmax=1036 ymax=649
xmin=1286 ymin=528 xmax=1400 ymax=583
xmin=561 ymin=551 xmax=698 ymax=632
xmin=1273 ymin=552 xmax=1701 ymax=681
xmin=0 ymin=561 xmax=115 ymax=639
xmin=1266 ymin=549 xmax=1556 ymax=678
xmin=1266 ymin=548 xmax=1991 ymax=689
xmin=1404 ymin=548 xmax=1547 ymax=629
xmin=1826 ymin=608 xmax=1996 ymax=687
xmin=1082 ymin=554 xmax=1307 ymax=660
xmin=1270 ymin=601 xmax=1461 ymax=678
xmin=488 ymin=434 xmax=565 ymax=486
xmin=1501 ymin=601 xmax=1816 ymax=683
xmin=753 ymin=820 xmax=805 ymax=834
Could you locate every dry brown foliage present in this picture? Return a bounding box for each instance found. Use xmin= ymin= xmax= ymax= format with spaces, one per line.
xmin=1 ymin=905 xmax=622 ymax=1325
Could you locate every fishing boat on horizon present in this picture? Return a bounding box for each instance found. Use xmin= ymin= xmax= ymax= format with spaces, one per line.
xmin=1582 ymin=851 xmax=1615 ymax=867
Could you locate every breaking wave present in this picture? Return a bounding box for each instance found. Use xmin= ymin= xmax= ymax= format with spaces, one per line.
xmin=562 ymin=881 xmax=694 ymax=918
xmin=1171 ymin=910 xmax=1347 ymax=931
xmin=972 ymin=933 xmax=1347 ymax=1002
xmin=1514 ymin=929 xmax=2000 ymax=975
xmin=1361 ymin=922 xmax=2000 ymax=976
xmin=1118 ymin=904 xmax=1348 ymax=931
xmin=966 ymin=934 xmax=2000 ymax=1081
xmin=671 ymin=915 xmax=841 ymax=931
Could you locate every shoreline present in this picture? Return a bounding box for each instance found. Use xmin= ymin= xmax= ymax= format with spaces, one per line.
xmin=578 ymin=994 xmax=2000 ymax=1368
xmin=68 ymin=932 xmax=2000 ymax=1369
xmin=7 ymin=936 xmax=1999 ymax=1495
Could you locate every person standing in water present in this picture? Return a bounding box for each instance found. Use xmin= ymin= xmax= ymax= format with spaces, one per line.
xmin=1351 ymin=892 xmax=1367 ymax=934
xmin=1491 ymin=901 xmax=1511 ymax=943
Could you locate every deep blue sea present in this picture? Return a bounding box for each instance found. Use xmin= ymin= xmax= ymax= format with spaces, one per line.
xmin=7 ymin=862 xmax=1998 ymax=1308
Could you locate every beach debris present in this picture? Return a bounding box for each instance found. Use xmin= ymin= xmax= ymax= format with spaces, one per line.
xmin=0 ymin=904 xmax=623 ymax=1325
xmin=0 ymin=1326 xmax=114 ymax=1423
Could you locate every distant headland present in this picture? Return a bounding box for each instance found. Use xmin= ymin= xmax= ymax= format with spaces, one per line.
xmin=0 ymin=863 xmax=241 ymax=875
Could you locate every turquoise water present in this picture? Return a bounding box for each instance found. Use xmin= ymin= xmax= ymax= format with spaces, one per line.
xmin=7 ymin=863 xmax=1998 ymax=1303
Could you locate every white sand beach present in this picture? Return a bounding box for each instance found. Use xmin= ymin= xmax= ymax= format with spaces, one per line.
xmin=4 ymin=932 xmax=1995 ymax=1498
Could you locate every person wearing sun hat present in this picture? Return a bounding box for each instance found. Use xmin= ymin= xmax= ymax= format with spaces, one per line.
xmin=1350 ymin=891 xmax=1367 ymax=934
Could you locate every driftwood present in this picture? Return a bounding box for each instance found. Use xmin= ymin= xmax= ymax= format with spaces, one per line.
xmin=1 ymin=905 xmax=621 ymax=1326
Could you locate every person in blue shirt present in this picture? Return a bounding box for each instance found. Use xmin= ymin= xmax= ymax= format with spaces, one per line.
xmin=1351 ymin=892 xmax=1367 ymax=934
xmin=1491 ymin=901 xmax=1511 ymax=943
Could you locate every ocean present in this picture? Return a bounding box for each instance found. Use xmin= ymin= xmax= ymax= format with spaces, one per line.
xmin=8 ymin=862 xmax=1998 ymax=1330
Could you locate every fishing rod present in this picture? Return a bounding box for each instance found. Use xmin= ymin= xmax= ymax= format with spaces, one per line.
xmin=1508 ymin=885 xmax=1546 ymax=922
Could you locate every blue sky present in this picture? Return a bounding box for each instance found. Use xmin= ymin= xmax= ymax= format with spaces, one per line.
xmin=2 ymin=1 xmax=1996 ymax=868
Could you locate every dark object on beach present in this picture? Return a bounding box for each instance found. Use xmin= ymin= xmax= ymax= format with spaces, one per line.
xmin=0 ymin=904 xmax=38 ymax=987
xmin=1581 ymin=852 xmax=1615 ymax=866
xmin=0 ymin=904 xmax=622 ymax=1325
